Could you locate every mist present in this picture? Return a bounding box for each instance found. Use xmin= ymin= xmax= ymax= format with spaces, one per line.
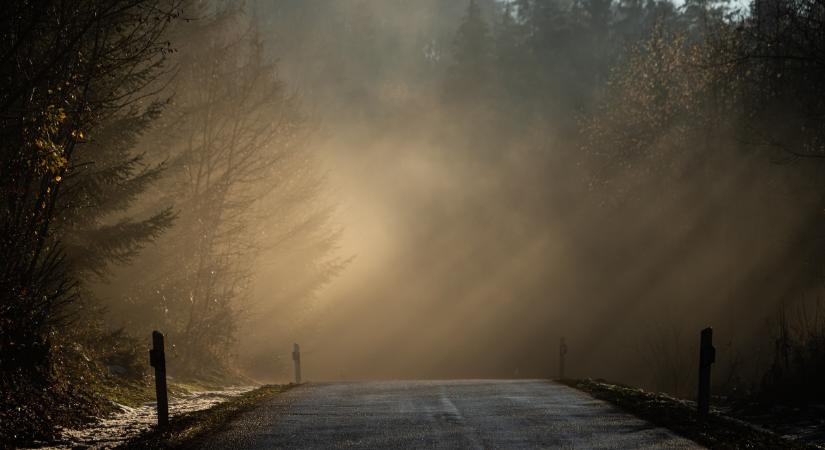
xmin=4 ymin=0 xmax=825 ymax=442
xmin=235 ymin=0 xmax=825 ymax=392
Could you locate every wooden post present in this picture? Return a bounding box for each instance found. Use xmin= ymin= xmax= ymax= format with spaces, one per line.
xmin=698 ymin=327 xmax=715 ymax=416
xmin=292 ymin=343 xmax=302 ymax=384
xmin=559 ymin=337 xmax=568 ymax=380
xmin=149 ymin=331 xmax=169 ymax=427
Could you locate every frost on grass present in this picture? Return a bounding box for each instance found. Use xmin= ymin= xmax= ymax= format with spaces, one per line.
xmin=37 ymin=386 xmax=254 ymax=449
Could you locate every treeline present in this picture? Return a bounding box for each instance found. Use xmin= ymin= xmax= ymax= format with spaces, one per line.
xmin=256 ymin=0 xmax=825 ymax=397
xmin=446 ymin=0 xmax=825 ymax=399
xmin=444 ymin=0 xmax=825 ymax=399
xmin=1 ymin=0 xmax=339 ymax=444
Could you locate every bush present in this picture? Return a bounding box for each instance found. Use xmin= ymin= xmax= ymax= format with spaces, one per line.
xmin=760 ymin=302 xmax=825 ymax=403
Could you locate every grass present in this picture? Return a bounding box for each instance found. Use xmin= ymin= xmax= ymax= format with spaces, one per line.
xmin=96 ymin=377 xmax=226 ymax=409
xmin=562 ymin=378 xmax=817 ymax=450
xmin=95 ymin=376 xmax=156 ymax=408
xmin=118 ymin=384 xmax=295 ymax=449
xmin=95 ymin=365 xmax=255 ymax=408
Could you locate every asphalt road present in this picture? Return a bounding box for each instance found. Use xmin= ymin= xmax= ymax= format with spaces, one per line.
xmin=203 ymin=379 xmax=703 ymax=449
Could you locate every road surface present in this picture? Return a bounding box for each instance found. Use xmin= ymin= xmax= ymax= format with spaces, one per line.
xmin=203 ymin=379 xmax=702 ymax=449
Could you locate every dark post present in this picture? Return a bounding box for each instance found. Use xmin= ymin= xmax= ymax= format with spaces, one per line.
xmin=292 ymin=343 xmax=302 ymax=384
xmin=149 ymin=331 xmax=169 ymax=427
xmin=559 ymin=337 xmax=568 ymax=380
xmin=698 ymin=327 xmax=715 ymax=416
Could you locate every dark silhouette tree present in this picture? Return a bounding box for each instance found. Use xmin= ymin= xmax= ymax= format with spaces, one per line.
xmin=105 ymin=2 xmax=344 ymax=376
xmin=0 ymin=0 xmax=178 ymax=443
xmin=445 ymin=0 xmax=493 ymax=105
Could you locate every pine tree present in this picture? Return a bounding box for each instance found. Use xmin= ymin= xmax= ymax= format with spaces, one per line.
xmin=0 ymin=0 xmax=176 ymax=443
xmin=445 ymin=0 xmax=493 ymax=105
xmin=60 ymin=104 xmax=174 ymax=283
xmin=106 ymin=2 xmax=343 ymax=375
xmin=493 ymin=2 xmax=534 ymax=120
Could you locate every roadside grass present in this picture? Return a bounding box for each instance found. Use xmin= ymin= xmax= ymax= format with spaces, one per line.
xmin=94 ymin=376 xmax=155 ymax=409
xmin=562 ymin=378 xmax=817 ymax=450
xmin=95 ymin=377 xmax=228 ymax=409
xmin=118 ymin=384 xmax=295 ymax=449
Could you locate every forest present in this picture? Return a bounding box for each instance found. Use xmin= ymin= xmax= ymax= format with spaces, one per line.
xmin=1 ymin=0 xmax=824 ymax=446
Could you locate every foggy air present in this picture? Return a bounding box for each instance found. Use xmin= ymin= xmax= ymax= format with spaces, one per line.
xmin=2 ymin=0 xmax=824 ymax=448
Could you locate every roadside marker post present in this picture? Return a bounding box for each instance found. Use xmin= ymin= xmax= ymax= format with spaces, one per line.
xmin=698 ymin=327 xmax=715 ymax=417
xmin=149 ymin=330 xmax=169 ymax=427
xmin=559 ymin=337 xmax=568 ymax=380
xmin=293 ymin=343 xmax=302 ymax=384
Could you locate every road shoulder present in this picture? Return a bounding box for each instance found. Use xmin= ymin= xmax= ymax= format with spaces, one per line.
xmin=118 ymin=384 xmax=295 ymax=449
xmin=562 ymin=379 xmax=815 ymax=450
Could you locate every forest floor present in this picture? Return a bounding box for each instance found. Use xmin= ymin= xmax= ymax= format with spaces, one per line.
xmin=564 ymin=378 xmax=823 ymax=449
xmin=28 ymin=382 xmax=263 ymax=449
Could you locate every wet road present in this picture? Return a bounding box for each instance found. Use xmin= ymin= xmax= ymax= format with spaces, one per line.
xmin=203 ymin=379 xmax=702 ymax=449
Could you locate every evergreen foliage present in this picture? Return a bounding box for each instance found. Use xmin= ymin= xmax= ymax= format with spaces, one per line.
xmin=0 ymin=0 xmax=178 ymax=443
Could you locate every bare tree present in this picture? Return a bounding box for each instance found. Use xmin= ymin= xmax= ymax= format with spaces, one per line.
xmin=108 ymin=3 xmax=344 ymax=375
